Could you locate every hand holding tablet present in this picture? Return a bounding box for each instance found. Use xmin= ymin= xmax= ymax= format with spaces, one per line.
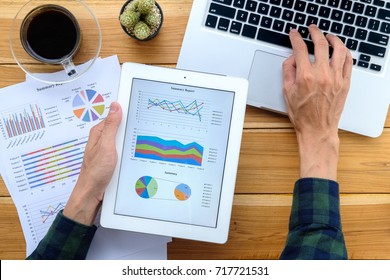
xmin=101 ymin=63 xmax=248 ymax=243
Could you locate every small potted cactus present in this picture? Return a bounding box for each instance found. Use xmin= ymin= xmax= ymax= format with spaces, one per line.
xmin=119 ymin=0 xmax=163 ymax=41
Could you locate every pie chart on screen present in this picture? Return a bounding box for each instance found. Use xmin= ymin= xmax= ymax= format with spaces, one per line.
xmin=135 ymin=176 xmax=158 ymax=199
xmin=174 ymin=183 xmax=191 ymax=201
xmin=72 ymin=89 xmax=106 ymax=122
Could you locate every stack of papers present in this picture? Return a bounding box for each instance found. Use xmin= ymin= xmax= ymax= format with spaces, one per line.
xmin=0 ymin=55 xmax=171 ymax=259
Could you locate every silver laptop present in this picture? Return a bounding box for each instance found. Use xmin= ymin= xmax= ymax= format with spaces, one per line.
xmin=177 ymin=0 xmax=390 ymax=137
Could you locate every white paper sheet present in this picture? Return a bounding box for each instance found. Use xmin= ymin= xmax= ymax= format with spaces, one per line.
xmin=0 ymin=55 xmax=170 ymax=259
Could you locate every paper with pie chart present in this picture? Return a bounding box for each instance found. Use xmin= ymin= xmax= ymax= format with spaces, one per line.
xmin=72 ymin=89 xmax=106 ymax=122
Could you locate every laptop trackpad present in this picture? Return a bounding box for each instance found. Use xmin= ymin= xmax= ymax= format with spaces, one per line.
xmin=247 ymin=50 xmax=289 ymax=113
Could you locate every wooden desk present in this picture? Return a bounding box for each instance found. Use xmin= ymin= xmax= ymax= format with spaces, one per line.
xmin=1 ymin=0 xmax=390 ymax=260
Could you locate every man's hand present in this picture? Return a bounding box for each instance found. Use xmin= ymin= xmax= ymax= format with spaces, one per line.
xmin=63 ymin=102 xmax=122 ymax=226
xmin=283 ymin=25 xmax=353 ymax=180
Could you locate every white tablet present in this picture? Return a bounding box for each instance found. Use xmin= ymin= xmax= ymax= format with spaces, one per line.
xmin=100 ymin=62 xmax=248 ymax=243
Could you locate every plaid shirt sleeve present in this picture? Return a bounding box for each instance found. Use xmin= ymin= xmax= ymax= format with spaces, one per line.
xmin=26 ymin=210 xmax=97 ymax=260
xmin=280 ymin=178 xmax=347 ymax=260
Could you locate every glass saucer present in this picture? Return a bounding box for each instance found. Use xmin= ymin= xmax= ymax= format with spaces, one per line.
xmin=10 ymin=0 xmax=101 ymax=84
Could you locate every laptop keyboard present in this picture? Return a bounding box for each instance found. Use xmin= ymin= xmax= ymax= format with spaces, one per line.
xmin=205 ymin=0 xmax=390 ymax=72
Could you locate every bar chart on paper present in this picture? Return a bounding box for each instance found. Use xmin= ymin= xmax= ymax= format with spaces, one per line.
xmin=0 ymin=103 xmax=45 ymax=139
xmin=9 ymin=137 xmax=88 ymax=194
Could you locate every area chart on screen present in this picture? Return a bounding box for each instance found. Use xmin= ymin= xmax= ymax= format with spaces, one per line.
xmin=134 ymin=135 xmax=204 ymax=166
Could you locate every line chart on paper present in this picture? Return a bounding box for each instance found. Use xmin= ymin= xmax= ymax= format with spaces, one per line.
xmin=22 ymin=193 xmax=70 ymax=245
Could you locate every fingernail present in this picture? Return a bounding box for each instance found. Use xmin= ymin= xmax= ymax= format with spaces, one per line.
xmin=109 ymin=102 xmax=119 ymax=113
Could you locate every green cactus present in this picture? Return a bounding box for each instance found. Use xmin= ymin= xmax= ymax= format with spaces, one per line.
xmin=138 ymin=0 xmax=155 ymax=14
xmin=125 ymin=0 xmax=140 ymax=12
xmin=120 ymin=0 xmax=162 ymax=40
xmin=134 ymin=22 xmax=151 ymax=40
xmin=119 ymin=10 xmax=140 ymax=31
xmin=144 ymin=6 xmax=161 ymax=29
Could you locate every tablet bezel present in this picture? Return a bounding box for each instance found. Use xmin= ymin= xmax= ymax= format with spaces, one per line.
xmin=100 ymin=62 xmax=248 ymax=243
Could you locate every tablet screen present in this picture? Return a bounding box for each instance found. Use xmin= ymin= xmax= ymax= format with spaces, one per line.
xmin=114 ymin=78 xmax=235 ymax=228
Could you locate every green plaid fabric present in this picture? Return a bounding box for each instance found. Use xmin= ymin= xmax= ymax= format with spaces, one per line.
xmin=26 ymin=210 xmax=96 ymax=260
xmin=280 ymin=178 xmax=347 ymax=260
xmin=26 ymin=178 xmax=346 ymax=260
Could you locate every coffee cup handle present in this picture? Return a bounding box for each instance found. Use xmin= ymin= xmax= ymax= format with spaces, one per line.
xmin=61 ymin=57 xmax=78 ymax=77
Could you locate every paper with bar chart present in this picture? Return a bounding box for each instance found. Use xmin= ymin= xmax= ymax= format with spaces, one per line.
xmin=114 ymin=78 xmax=235 ymax=227
xmin=0 ymin=56 xmax=121 ymax=256
xmin=1 ymin=103 xmax=45 ymax=138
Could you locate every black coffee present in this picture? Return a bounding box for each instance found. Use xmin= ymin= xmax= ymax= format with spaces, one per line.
xmin=22 ymin=6 xmax=80 ymax=62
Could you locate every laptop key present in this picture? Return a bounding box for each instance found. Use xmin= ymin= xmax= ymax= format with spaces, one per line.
xmin=257 ymin=28 xmax=293 ymax=49
xmin=218 ymin=18 xmax=230 ymax=31
xmin=377 ymin=8 xmax=390 ymax=21
xmin=328 ymin=0 xmax=340 ymax=8
xmin=370 ymin=63 xmax=382 ymax=71
xmin=343 ymin=12 xmax=355 ymax=24
xmin=355 ymin=28 xmax=368 ymax=40
xmin=368 ymin=18 xmax=380 ymax=30
xmin=343 ymin=25 xmax=355 ymax=37
xmin=282 ymin=10 xmax=294 ymax=21
xmin=346 ymin=38 xmax=358 ymax=50
xmin=245 ymin=0 xmax=258 ymax=12
xmin=213 ymin=0 xmax=233 ymax=5
xmin=319 ymin=18 xmax=331 ymax=30
xmin=298 ymin=26 xmax=310 ymax=38
xmin=306 ymin=3 xmax=319 ymax=15
xmin=233 ymin=0 xmax=245 ymax=9
xmin=249 ymin=13 xmax=261 ymax=25
xmin=242 ymin=24 xmax=258 ymax=38
xmin=294 ymin=0 xmax=307 ymax=12
xmin=306 ymin=16 xmax=319 ymax=25
xmin=230 ymin=21 xmax=242 ymax=34
xmin=358 ymin=61 xmax=369 ymax=68
xmin=256 ymin=28 xmax=315 ymax=54
xmin=365 ymin=6 xmax=377 ymax=17
xmin=331 ymin=22 xmax=343 ymax=33
xmin=270 ymin=6 xmax=282 ymax=18
xmin=340 ymin=0 xmax=353 ymax=11
xmin=360 ymin=54 xmax=371 ymax=61
xmin=380 ymin=22 xmax=390 ymax=33
xmin=206 ymin=15 xmax=218 ymax=28
xmin=260 ymin=16 xmax=273 ymax=28
xmin=209 ymin=3 xmax=236 ymax=19
xmin=368 ymin=31 xmax=389 ymax=45
xmin=352 ymin=2 xmax=364 ymax=13
xmin=285 ymin=23 xmax=297 ymax=33
xmin=373 ymin=0 xmax=385 ymax=7
xmin=258 ymin=3 xmax=270 ymax=15
xmin=237 ymin=10 xmax=249 ymax=22
xmin=356 ymin=16 xmax=368 ymax=27
xmin=359 ymin=42 xmax=386 ymax=57
xmin=282 ymin=0 xmax=294 ymax=9
xmin=273 ymin=20 xmax=285 ymax=32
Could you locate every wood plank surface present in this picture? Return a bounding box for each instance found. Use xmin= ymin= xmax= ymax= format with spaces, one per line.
xmin=2 ymin=193 xmax=390 ymax=260
xmin=1 ymin=0 xmax=390 ymax=260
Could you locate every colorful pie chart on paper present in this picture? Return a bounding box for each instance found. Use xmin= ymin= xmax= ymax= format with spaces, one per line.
xmin=135 ymin=176 xmax=158 ymax=199
xmin=174 ymin=183 xmax=191 ymax=201
xmin=72 ymin=89 xmax=105 ymax=122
